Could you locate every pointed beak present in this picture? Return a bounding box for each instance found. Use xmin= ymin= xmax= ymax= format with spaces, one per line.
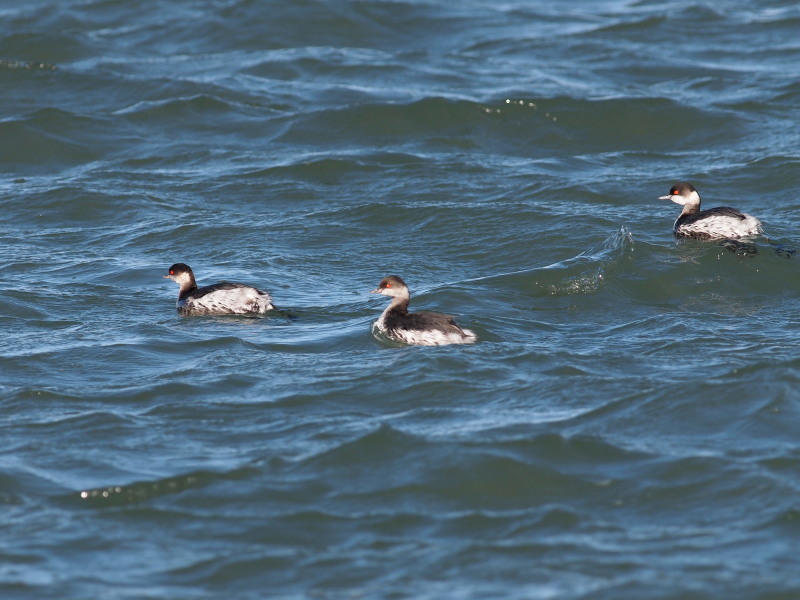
xmin=658 ymin=194 xmax=673 ymax=200
xmin=163 ymin=274 xmax=171 ymax=279
xmin=370 ymin=288 xmax=381 ymax=294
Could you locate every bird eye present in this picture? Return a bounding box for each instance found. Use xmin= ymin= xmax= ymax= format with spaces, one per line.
xmin=169 ymin=270 xmax=174 ymax=275
xmin=385 ymin=283 xmax=392 ymax=288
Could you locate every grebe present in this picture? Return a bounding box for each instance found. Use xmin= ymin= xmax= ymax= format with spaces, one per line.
xmin=659 ymin=182 xmax=763 ymax=239
xmin=371 ymin=275 xmax=476 ymax=346
xmin=164 ymin=263 xmax=275 ymax=316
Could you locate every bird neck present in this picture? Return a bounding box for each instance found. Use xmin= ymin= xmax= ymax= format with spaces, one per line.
xmin=386 ymin=295 xmax=410 ymax=314
xmin=178 ymin=279 xmax=198 ymax=298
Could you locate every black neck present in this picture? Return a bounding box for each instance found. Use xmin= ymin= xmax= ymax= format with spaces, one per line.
xmin=386 ymin=297 xmax=410 ymax=315
xmin=178 ymin=282 xmax=198 ymax=300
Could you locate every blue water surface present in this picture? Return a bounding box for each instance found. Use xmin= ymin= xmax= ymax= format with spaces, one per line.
xmin=2 ymin=1 xmax=800 ymax=598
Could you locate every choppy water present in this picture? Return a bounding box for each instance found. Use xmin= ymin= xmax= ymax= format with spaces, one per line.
xmin=2 ymin=1 xmax=800 ymax=598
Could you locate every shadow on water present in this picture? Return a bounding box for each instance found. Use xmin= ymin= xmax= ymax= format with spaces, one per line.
xmin=719 ymin=237 xmax=796 ymax=259
xmin=764 ymin=238 xmax=797 ymax=259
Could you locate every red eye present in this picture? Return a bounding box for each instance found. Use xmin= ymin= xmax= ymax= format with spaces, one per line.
xmin=169 ymin=270 xmax=174 ymax=275
xmin=385 ymin=283 xmax=392 ymax=288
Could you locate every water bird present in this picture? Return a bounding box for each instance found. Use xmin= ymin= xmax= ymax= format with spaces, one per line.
xmin=371 ymin=275 xmax=476 ymax=346
xmin=659 ymin=182 xmax=763 ymax=240
xmin=164 ymin=263 xmax=275 ymax=316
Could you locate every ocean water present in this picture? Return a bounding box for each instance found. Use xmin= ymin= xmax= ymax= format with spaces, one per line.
xmin=2 ymin=0 xmax=800 ymax=598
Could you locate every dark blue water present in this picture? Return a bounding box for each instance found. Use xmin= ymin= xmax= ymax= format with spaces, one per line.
xmin=2 ymin=1 xmax=800 ymax=598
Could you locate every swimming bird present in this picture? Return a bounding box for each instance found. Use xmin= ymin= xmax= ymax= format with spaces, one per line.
xmin=659 ymin=182 xmax=763 ymax=239
xmin=164 ymin=263 xmax=275 ymax=316
xmin=371 ymin=275 xmax=476 ymax=346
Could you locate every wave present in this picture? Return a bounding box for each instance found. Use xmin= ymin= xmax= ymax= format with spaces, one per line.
xmin=464 ymin=226 xmax=633 ymax=298
xmin=0 ymin=109 xmax=101 ymax=170
xmin=537 ymin=226 xmax=635 ymax=296
xmin=273 ymin=95 xmax=741 ymax=157
xmin=69 ymin=465 xmax=258 ymax=508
